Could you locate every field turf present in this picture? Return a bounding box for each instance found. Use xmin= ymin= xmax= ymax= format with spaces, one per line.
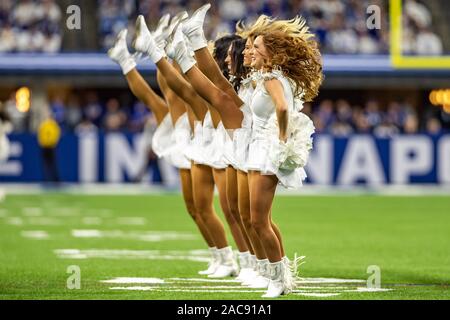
xmin=0 ymin=193 xmax=449 ymax=300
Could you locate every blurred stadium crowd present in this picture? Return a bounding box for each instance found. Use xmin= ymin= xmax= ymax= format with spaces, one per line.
xmin=304 ymin=99 xmax=448 ymax=136
xmin=0 ymin=0 xmax=446 ymax=55
xmin=1 ymin=91 xmax=448 ymax=136
xmin=0 ymin=0 xmax=62 ymax=53
xmin=0 ymin=0 xmax=448 ymax=136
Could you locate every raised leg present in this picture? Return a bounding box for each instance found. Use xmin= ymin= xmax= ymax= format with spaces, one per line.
xmin=125 ymin=69 xmax=168 ymax=124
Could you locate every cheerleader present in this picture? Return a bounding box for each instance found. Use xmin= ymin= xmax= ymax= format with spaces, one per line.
xmin=218 ymin=15 xmax=323 ymax=295
xmin=228 ymin=15 xmax=311 ymax=289
xmin=223 ymin=35 xmax=270 ymax=288
xmin=242 ymin=21 xmax=323 ymax=297
xmin=0 ymin=102 xmax=12 ymax=163
xmin=108 ymin=19 xmax=219 ymax=276
xmin=176 ymin=9 xmax=287 ymax=289
xmin=0 ymin=102 xmax=11 ymax=203
xmin=135 ymin=6 xmax=287 ymax=290
xmin=132 ymin=14 xmax=250 ymax=278
xmin=169 ymin=7 xmax=273 ymax=285
xmin=170 ymin=10 xmax=322 ymax=297
xmin=132 ymin=6 xmax=322 ymax=297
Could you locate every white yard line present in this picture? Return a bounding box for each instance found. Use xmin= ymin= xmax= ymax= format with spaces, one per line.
xmin=21 ymin=230 xmax=49 ymax=239
xmin=81 ymin=217 xmax=103 ymax=225
xmin=26 ymin=217 xmax=61 ymax=225
xmin=54 ymin=249 xmax=210 ymax=262
xmin=110 ymin=286 xmax=155 ymax=291
xmin=169 ymin=278 xmax=241 ymax=283
xmin=21 ymin=207 xmax=43 ymax=217
xmin=3 ymin=183 xmax=450 ymax=196
xmin=294 ymin=293 xmax=341 ymax=297
xmin=350 ymin=287 xmax=393 ymax=292
xmin=299 ymin=277 xmax=365 ymax=284
xmin=52 ymin=208 xmax=81 ymax=216
xmin=5 ymin=217 xmax=24 ymax=225
xmin=101 ymin=277 xmax=165 ymax=284
xmin=116 ymin=217 xmax=147 ymax=225
xmin=109 ymin=287 xmax=266 ymax=293
xmin=70 ymin=230 xmax=198 ymax=242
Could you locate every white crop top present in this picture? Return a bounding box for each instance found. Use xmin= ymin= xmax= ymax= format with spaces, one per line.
xmin=249 ymin=69 xmax=296 ymax=136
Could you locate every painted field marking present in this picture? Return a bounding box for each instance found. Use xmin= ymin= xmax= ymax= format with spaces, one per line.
xmin=351 ymin=287 xmax=392 ymax=292
xmin=22 ymin=207 xmax=43 ymax=217
xmin=116 ymin=217 xmax=147 ymax=225
xmin=294 ymin=293 xmax=341 ymax=297
xmin=21 ymin=230 xmax=49 ymax=239
xmin=70 ymin=230 xmax=198 ymax=242
xmin=169 ymin=278 xmax=242 ymax=283
xmin=84 ymin=209 xmax=113 ymax=217
xmin=298 ymin=277 xmax=365 ymax=284
xmin=5 ymin=217 xmax=24 ymax=225
xmin=26 ymin=217 xmax=61 ymax=225
xmin=110 ymin=286 xmax=155 ymax=291
xmin=81 ymin=217 xmax=103 ymax=225
xmin=52 ymin=208 xmax=81 ymax=216
xmin=55 ymin=249 xmax=392 ymax=298
xmin=101 ymin=277 xmax=165 ymax=284
xmin=169 ymin=277 xmax=365 ymax=284
xmin=109 ymin=287 xmax=266 ymax=293
xmin=54 ymin=249 xmax=210 ymax=262
xmin=101 ymin=275 xmax=393 ymax=298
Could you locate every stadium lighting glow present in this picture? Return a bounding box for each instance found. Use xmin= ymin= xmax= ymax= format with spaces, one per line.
xmin=429 ymin=89 xmax=450 ymax=108
xmin=443 ymin=91 xmax=450 ymax=105
xmin=429 ymin=91 xmax=438 ymax=106
xmin=435 ymin=90 xmax=445 ymax=105
xmin=15 ymin=87 xmax=31 ymax=113
xmin=444 ymin=104 xmax=450 ymax=114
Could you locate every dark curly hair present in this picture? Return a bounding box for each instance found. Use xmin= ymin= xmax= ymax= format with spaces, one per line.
xmin=229 ymin=38 xmax=249 ymax=92
xmin=213 ymin=34 xmax=241 ymax=79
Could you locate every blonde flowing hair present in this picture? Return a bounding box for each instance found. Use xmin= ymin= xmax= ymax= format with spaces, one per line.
xmin=261 ymin=29 xmax=323 ymax=102
xmin=237 ymin=16 xmax=323 ymax=102
xmin=236 ymin=15 xmax=272 ymax=41
xmin=236 ymin=15 xmax=315 ymax=43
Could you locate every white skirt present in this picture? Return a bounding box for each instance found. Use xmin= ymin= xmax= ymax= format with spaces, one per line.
xmin=222 ymin=127 xmax=236 ymax=169
xmin=207 ymin=122 xmax=229 ymax=170
xmin=186 ymin=112 xmax=228 ymax=170
xmin=152 ymin=113 xmax=191 ymax=170
xmin=0 ymin=133 xmax=10 ymax=162
xmin=168 ymin=113 xmax=192 ymax=170
xmin=245 ymin=112 xmax=315 ymax=189
xmin=230 ymin=103 xmax=253 ymax=172
xmin=185 ymin=120 xmax=206 ymax=166
xmin=152 ymin=113 xmax=174 ymax=158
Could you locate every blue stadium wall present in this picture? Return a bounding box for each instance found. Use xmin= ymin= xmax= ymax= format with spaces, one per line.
xmin=1 ymin=133 xmax=449 ymax=185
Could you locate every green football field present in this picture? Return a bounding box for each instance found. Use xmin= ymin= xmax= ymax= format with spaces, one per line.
xmin=0 ymin=192 xmax=449 ymax=300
